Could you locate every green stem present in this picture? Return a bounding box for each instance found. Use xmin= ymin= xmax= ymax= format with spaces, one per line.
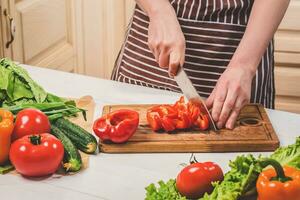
xmin=29 ymin=135 xmax=41 ymax=145
xmin=260 ymin=158 xmax=292 ymax=182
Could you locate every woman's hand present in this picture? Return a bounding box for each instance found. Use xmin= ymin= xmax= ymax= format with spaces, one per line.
xmin=206 ymin=62 xmax=255 ymax=129
xmin=205 ymin=0 xmax=290 ymax=129
xmin=139 ymin=0 xmax=185 ymax=76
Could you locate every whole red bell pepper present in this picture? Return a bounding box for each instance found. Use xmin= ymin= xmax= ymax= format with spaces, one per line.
xmin=93 ymin=109 xmax=139 ymax=143
xmin=257 ymin=158 xmax=300 ymax=200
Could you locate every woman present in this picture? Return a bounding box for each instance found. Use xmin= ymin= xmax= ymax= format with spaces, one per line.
xmin=111 ymin=0 xmax=290 ymax=129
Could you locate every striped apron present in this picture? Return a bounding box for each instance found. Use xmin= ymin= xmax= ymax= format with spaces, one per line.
xmin=111 ymin=0 xmax=275 ymax=109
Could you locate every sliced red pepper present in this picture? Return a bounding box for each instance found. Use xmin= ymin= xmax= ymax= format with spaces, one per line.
xmin=195 ymin=113 xmax=209 ymax=131
xmin=147 ymin=96 xmax=211 ymax=132
xmin=161 ymin=116 xmax=176 ymax=132
xmin=146 ymin=111 xmax=162 ymax=131
xmin=175 ymin=111 xmax=191 ymax=129
xmin=93 ymin=109 xmax=139 ymax=143
xmin=187 ymin=102 xmax=201 ymax=123
xmin=174 ymin=96 xmax=187 ymax=111
xmin=147 ymin=105 xmax=177 ymax=131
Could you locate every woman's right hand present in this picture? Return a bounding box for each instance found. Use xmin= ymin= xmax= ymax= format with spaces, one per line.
xmin=138 ymin=0 xmax=186 ymax=76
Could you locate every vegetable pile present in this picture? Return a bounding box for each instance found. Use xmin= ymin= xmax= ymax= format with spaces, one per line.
xmin=147 ymin=96 xmax=209 ymax=132
xmin=0 ymin=58 xmax=85 ymax=121
xmin=0 ymin=58 xmax=97 ymax=176
xmin=145 ymin=137 xmax=300 ymax=200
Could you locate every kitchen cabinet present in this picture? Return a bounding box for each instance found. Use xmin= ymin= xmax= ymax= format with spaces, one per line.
xmin=0 ymin=0 xmax=83 ymax=73
xmin=274 ymin=0 xmax=300 ymax=113
xmin=79 ymin=0 xmax=135 ymax=78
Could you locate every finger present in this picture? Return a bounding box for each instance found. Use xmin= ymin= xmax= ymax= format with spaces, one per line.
xmin=169 ymin=50 xmax=181 ymax=77
xmin=179 ymin=45 xmax=185 ymax=68
xmin=158 ymin=47 xmax=170 ymax=69
xmin=225 ymin=97 xmax=245 ymax=129
xmin=211 ymin=85 xmax=228 ymax=123
xmin=148 ymin=40 xmax=160 ymax=62
xmin=206 ymin=88 xmax=216 ymax=110
xmin=217 ymin=89 xmax=238 ymax=129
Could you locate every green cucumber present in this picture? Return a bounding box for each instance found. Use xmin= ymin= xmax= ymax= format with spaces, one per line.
xmin=54 ymin=118 xmax=97 ymax=154
xmin=51 ymin=126 xmax=82 ymax=172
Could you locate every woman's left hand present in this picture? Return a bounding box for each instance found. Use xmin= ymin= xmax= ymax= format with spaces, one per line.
xmin=206 ymin=63 xmax=255 ymax=129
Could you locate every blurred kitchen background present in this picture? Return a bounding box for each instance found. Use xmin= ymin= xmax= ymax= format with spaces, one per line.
xmin=0 ymin=0 xmax=299 ymax=113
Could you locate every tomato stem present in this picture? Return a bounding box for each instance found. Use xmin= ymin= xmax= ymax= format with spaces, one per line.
xmin=189 ymin=153 xmax=198 ymax=164
xmin=260 ymin=158 xmax=292 ymax=183
xmin=29 ymin=135 xmax=42 ymax=145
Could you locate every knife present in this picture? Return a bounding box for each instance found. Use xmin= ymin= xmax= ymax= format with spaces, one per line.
xmin=174 ymin=67 xmax=218 ymax=131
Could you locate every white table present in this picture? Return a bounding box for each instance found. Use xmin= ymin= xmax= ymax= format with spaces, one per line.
xmin=1 ymin=66 xmax=299 ymax=200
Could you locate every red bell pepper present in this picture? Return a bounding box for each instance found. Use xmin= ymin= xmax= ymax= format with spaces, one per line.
xmin=147 ymin=96 xmax=210 ymax=132
xmin=93 ymin=109 xmax=139 ymax=143
xmin=195 ymin=113 xmax=209 ymax=131
xmin=147 ymin=105 xmax=177 ymax=132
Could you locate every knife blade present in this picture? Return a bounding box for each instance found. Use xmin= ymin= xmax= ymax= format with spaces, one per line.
xmin=174 ymin=67 xmax=218 ymax=131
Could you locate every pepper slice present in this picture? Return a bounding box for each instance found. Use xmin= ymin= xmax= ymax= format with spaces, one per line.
xmin=257 ymin=158 xmax=300 ymax=200
xmin=147 ymin=105 xmax=177 ymax=132
xmin=93 ymin=109 xmax=139 ymax=143
xmin=0 ymin=109 xmax=14 ymax=164
xmin=147 ymin=96 xmax=210 ymax=132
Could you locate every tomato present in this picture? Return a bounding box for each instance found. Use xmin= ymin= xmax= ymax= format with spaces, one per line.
xmin=12 ymin=109 xmax=51 ymax=140
xmin=9 ymin=133 xmax=64 ymax=177
xmin=176 ymin=162 xmax=223 ymax=199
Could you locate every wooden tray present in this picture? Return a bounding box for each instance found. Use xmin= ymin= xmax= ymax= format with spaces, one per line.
xmin=99 ymin=104 xmax=279 ymax=153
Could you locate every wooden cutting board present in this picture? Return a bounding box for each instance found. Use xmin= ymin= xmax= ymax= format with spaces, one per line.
xmin=99 ymin=104 xmax=279 ymax=153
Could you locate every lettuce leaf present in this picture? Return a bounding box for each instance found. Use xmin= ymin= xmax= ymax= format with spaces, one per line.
xmin=145 ymin=179 xmax=186 ymax=200
xmin=0 ymin=58 xmax=47 ymax=103
xmin=200 ymin=155 xmax=262 ymax=200
xmin=271 ymin=136 xmax=300 ymax=169
xmin=0 ymin=58 xmax=46 ymax=105
xmin=0 ymin=58 xmax=85 ymax=120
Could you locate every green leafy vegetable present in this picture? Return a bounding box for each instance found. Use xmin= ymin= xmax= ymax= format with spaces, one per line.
xmin=145 ymin=179 xmax=186 ymax=200
xmin=200 ymin=155 xmax=262 ymax=200
xmin=0 ymin=58 xmax=85 ymax=120
xmin=271 ymin=137 xmax=300 ymax=170
xmin=0 ymin=58 xmax=47 ymax=104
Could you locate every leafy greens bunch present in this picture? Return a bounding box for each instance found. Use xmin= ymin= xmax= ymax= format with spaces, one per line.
xmin=0 ymin=58 xmax=85 ymax=120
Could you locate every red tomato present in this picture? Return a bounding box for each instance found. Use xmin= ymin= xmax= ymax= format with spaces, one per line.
xmin=176 ymin=162 xmax=223 ymax=199
xmin=12 ymin=109 xmax=51 ymax=140
xmin=9 ymin=133 xmax=64 ymax=177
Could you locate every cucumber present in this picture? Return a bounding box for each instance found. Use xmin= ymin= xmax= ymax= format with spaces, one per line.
xmin=51 ymin=126 xmax=82 ymax=172
xmin=54 ymin=118 xmax=97 ymax=154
